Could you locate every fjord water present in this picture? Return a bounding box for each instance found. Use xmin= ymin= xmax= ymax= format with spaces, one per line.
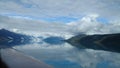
xmin=14 ymin=40 xmax=120 ymax=68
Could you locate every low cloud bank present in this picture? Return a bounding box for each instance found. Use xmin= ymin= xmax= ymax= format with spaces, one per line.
xmin=0 ymin=15 xmax=120 ymax=37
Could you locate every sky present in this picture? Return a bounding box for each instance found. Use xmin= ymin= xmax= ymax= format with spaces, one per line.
xmin=0 ymin=0 xmax=120 ymax=35
xmin=0 ymin=0 xmax=120 ymax=22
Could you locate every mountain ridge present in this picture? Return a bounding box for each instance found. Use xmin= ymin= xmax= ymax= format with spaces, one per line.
xmin=67 ymin=33 xmax=120 ymax=53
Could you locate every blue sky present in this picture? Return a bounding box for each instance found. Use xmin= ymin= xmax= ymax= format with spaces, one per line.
xmin=1 ymin=13 xmax=109 ymax=24
xmin=1 ymin=13 xmax=80 ymax=23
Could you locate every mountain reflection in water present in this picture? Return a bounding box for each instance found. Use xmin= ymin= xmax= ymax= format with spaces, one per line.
xmin=14 ymin=42 xmax=120 ymax=68
xmin=0 ymin=29 xmax=120 ymax=68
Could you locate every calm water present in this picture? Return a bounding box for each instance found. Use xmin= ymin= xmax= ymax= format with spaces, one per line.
xmin=13 ymin=41 xmax=120 ymax=68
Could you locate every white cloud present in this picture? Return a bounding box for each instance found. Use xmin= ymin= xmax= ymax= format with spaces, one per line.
xmin=0 ymin=15 xmax=120 ymax=36
xmin=0 ymin=0 xmax=120 ymax=20
xmin=68 ymin=14 xmax=120 ymax=35
xmin=0 ymin=15 xmax=74 ymax=39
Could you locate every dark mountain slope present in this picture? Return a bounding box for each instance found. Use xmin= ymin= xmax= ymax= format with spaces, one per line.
xmin=0 ymin=29 xmax=31 ymax=47
xmin=67 ymin=33 xmax=120 ymax=53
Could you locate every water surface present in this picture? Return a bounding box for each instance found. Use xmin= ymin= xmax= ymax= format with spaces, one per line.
xmin=14 ymin=41 xmax=120 ymax=68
